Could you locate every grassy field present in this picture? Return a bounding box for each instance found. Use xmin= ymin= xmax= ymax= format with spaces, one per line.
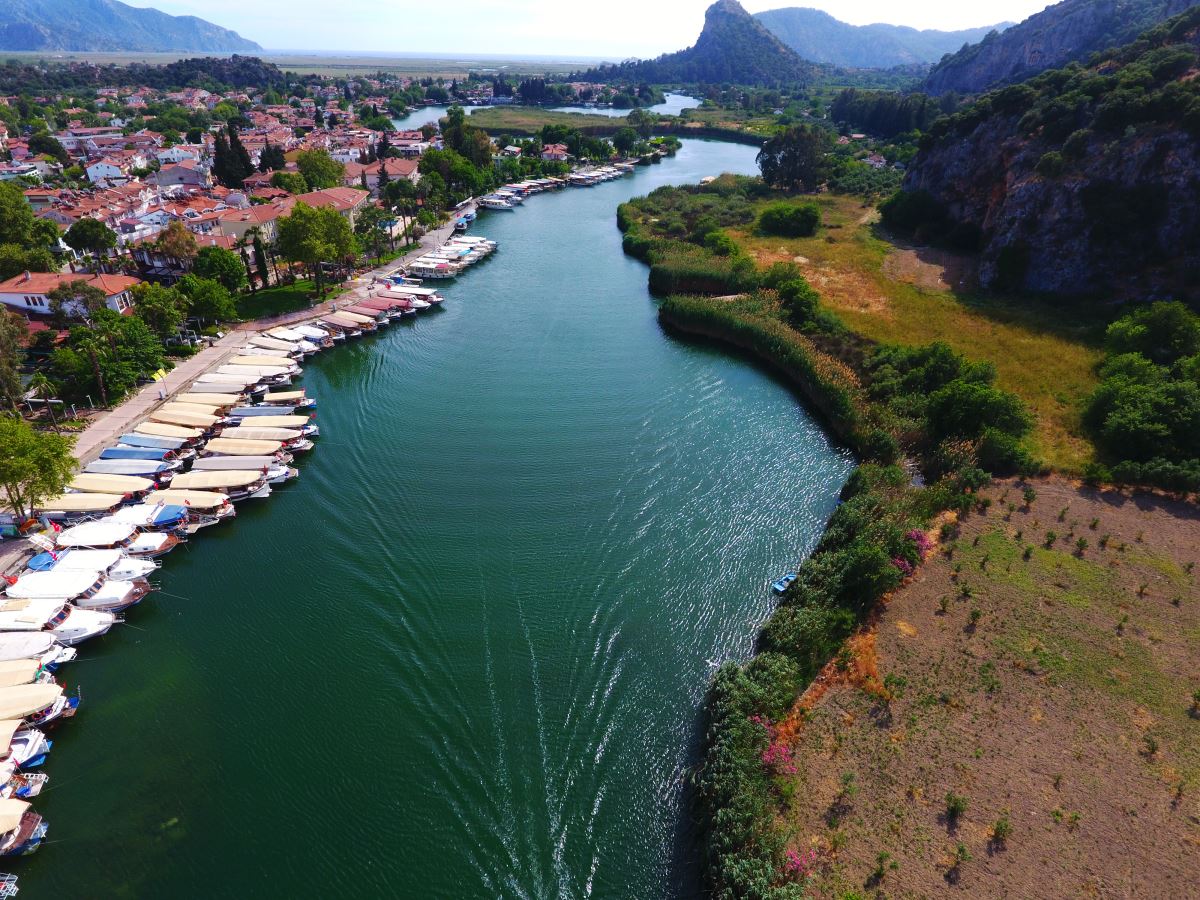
xmin=782 ymin=477 xmax=1200 ymax=896
xmin=235 ymin=278 xmax=345 ymax=320
xmin=464 ymin=106 xmax=630 ymax=135
xmin=728 ymin=195 xmax=1105 ymax=472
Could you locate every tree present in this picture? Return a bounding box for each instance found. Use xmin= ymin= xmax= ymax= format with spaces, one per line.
xmin=194 ymin=245 xmax=248 ymax=295
xmin=178 ymin=275 xmax=237 ymax=325
xmin=25 ymin=372 xmax=59 ymax=428
xmin=296 ymin=149 xmax=345 ymax=190
xmin=63 ymin=218 xmax=118 ymax=257
xmin=354 ymin=205 xmax=390 ymax=261
xmin=626 ymin=108 xmax=655 ymax=139
xmin=1105 ymin=301 xmax=1200 ymax=365
xmin=270 ymin=171 xmax=309 ymax=194
xmin=27 ymin=133 xmax=68 ymax=165
xmin=131 ymin=283 xmax=186 ymax=338
xmin=155 ymin=220 xmax=198 ymax=262
xmin=0 ymin=182 xmax=36 ymax=246
xmin=0 ymin=311 xmax=25 ymax=412
xmin=0 ymin=245 xmax=56 ymax=282
xmin=757 ymin=125 xmax=832 ymax=192
xmin=252 ymin=232 xmax=270 ymax=290
xmin=276 ymin=201 xmax=358 ymax=297
xmin=212 ymin=129 xmax=235 ymax=187
xmin=227 ymin=125 xmax=255 ymax=184
xmin=0 ymin=418 xmax=76 ymax=518
xmin=48 ymin=280 xmax=108 ymax=324
xmin=258 ymin=141 xmax=286 ymax=172
xmin=50 ymin=309 xmax=166 ymax=407
xmin=377 ymin=131 xmax=392 ymax=159
xmin=611 ymin=127 xmax=639 ymax=156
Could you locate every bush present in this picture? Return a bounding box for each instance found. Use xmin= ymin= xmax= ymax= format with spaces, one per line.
xmin=758 ymin=202 xmax=821 ymax=238
xmin=778 ymin=278 xmax=819 ymax=325
xmin=880 ymin=189 xmax=946 ymax=236
xmin=1036 ymin=151 xmax=1066 ymax=178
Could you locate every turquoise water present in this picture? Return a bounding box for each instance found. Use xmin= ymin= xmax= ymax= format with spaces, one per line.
xmin=18 ymin=140 xmax=852 ymax=898
xmin=390 ymin=94 xmax=699 ymax=130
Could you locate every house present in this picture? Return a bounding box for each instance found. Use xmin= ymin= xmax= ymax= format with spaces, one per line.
xmin=85 ymin=158 xmax=129 ymax=187
xmin=0 ymin=272 xmax=140 ymax=317
xmin=343 ymin=157 xmax=420 ymax=193
xmin=541 ymin=143 xmax=570 ymax=161
xmin=156 ymin=146 xmax=198 ymax=165
xmin=152 ymin=160 xmax=211 ymax=189
xmin=0 ymin=163 xmax=41 ymax=182
xmin=215 ymin=186 xmax=370 ymax=242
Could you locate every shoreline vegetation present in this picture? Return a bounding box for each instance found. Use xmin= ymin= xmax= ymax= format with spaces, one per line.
xmin=616 ymin=172 xmax=1197 ymax=896
xmin=464 ymin=106 xmax=773 ymax=146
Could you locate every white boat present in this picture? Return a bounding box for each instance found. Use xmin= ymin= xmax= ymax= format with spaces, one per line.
xmin=202 ymin=437 xmax=288 ymax=459
xmin=0 ymin=635 xmax=75 ymax=670
xmin=478 ymin=196 xmax=514 ymax=210
xmin=32 ymin=494 xmax=125 ymax=521
xmin=142 ymin=491 xmax=236 ymax=530
xmin=174 ymin=393 xmax=242 ymax=408
xmin=189 ymin=376 xmax=260 ymax=392
xmin=105 ymin=502 xmax=189 ymax=534
xmin=24 ymin=547 xmax=157 ymax=582
xmin=260 ymin=390 xmax=314 ymax=409
xmin=191 ymin=456 xmax=297 ymax=485
xmin=248 ymin=335 xmax=306 ymax=356
xmin=218 ymin=427 xmax=314 ymax=450
xmin=284 ymin=325 xmax=335 ymax=346
xmin=0 ymin=798 xmax=46 ymax=856
xmin=4 ymin=570 xmax=151 ymax=613
xmin=69 ymin=472 xmax=159 ymax=494
xmin=216 ymin=365 xmax=291 ymax=386
xmin=56 ymin=521 xmax=182 ymax=558
xmin=0 ymin=598 xmax=114 ymax=646
xmin=0 ymin=719 xmax=51 ymax=768
xmin=134 ymin=421 xmax=204 ymax=443
xmin=227 ymin=355 xmax=302 ymax=375
xmin=168 ymin=470 xmax=272 ymax=501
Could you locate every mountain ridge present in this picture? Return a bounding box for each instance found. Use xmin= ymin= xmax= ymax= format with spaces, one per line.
xmin=924 ymin=0 xmax=1200 ymax=94
xmin=0 ymin=0 xmax=261 ymax=53
xmin=754 ymin=7 xmax=1011 ymax=69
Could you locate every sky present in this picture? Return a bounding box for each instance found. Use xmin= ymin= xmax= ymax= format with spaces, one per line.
xmin=137 ymin=0 xmax=1055 ymax=58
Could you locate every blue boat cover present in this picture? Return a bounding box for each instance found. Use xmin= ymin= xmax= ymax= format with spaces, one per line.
xmin=117 ymin=433 xmax=187 ymax=450
xmin=100 ymin=447 xmax=170 ymax=461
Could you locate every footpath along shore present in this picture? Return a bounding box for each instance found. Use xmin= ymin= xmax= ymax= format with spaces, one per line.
xmin=70 ymin=208 xmax=468 ymax=463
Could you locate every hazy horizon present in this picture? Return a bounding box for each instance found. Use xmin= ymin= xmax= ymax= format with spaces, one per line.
xmin=132 ymin=0 xmax=1054 ymax=58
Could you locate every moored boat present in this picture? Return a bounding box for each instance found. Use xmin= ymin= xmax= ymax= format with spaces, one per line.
xmin=0 ymin=799 xmax=46 ymax=856
xmin=25 ymin=547 xmax=157 ymax=582
xmin=0 ymin=635 xmax=76 ymax=671
xmin=0 ymin=598 xmax=114 ymax=646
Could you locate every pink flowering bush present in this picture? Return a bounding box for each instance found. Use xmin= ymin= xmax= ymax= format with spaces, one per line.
xmin=907 ymin=528 xmax=933 ymax=559
xmin=891 ymin=556 xmax=914 ymax=578
xmin=749 ymin=714 xmax=797 ymax=776
xmin=783 ymin=847 xmax=823 ymax=880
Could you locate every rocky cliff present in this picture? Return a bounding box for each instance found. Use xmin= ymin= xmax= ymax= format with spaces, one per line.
xmin=898 ymin=8 xmax=1200 ymax=301
xmin=923 ymin=0 xmax=1199 ymax=95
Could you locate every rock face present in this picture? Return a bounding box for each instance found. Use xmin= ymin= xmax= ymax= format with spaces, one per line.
xmin=903 ymin=10 xmax=1200 ymax=301
xmin=755 ymin=7 xmax=1009 ymax=69
xmin=923 ymin=0 xmax=1199 ymax=95
xmin=0 ymin=0 xmax=262 ymax=52
xmin=583 ymin=0 xmax=818 ymax=87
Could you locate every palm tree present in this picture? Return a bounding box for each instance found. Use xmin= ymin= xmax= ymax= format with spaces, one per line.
xmin=73 ymin=333 xmax=108 ymax=407
xmin=26 ymin=372 xmax=60 ymax=429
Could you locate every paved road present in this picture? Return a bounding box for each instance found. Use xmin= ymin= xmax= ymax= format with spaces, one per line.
xmin=68 ymin=208 xmax=472 ymax=464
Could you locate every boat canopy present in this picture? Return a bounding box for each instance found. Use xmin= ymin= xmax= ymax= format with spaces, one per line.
xmin=233 ymin=415 xmax=309 ymax=429
xmin=36 ymin=494 xmax=125 ymax=514
xmin=390 ymin=285 xmax=440 ymax=297
xmin=0 ymin=660 xmax=40 ymax=689
xmin=28 ymin=548 xmax=120 ymax=573
xmin=144 ymin=490 xmax=230 ymax=510
xmin=0 ymin=720 xmax=21 ymax=752
xmin=0 ymin=685 xmax=60 ymax=721
xmin=135 ymin=422 xmax=203 ymax=440
xmin=176 ymin=393 xmax=241 ymax=407
xmin=230 ymin=407 xmax=296 ymax=418
xmin=71 ymin=473 xmax=155 ymax=494
xmin=107 ymin=503 xmax=187 ymax=527
xmin=99 ymin=447 xmax=171 ymax=462
xmin=117 ymin=433 xmax=188 ymax=451
xmin=81 ymin=460 xmax=167 ymax=478
xmin=0 ymin=635 xmax=55 ymax=664
xmin=5 ymin=570 xmax=100 ymax=600
xmin=319 ymin=315 xmax=358 ymax=330
xmin=359 ymin=298 xmax=404 ymax=312
xmin=248 ymin=336 xmax=298 ymax=352
xmin=159 ymin=401 xmax=223 ymax=416
xmin=56 ymin=521 xmax=137 ymax=548
xmin=203 ymin=437 xmax=283 ymax=456
xmin=262 ymin=391 xmax=305 ymax=403
xmin=170 ymin=471 xmax=263 ymax=490
xmin=192 ymin=456 xmax=274 ymax=472
xmin=228 ymin=355 xmax=298 ymax=369
xmin=220 ymin=427 xmax=303 ymax=442
xmin=194 ymin=373 xmax=259 ymax=388
xmin=0 ymin=799 xmax=30 ymax=834
xmin=344 ymin=305 xmax=386 ymax=319
xmin=218 ymin=365 xmax=289 ymax=378
xmin=149 ymin=409 xmax=218 ymax=429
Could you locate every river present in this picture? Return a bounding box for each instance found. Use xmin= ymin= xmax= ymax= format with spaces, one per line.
xmin=18 ymin=139 xmax=853 ymax=898
xmin=391 ymin=94 xmax=700 ymax=130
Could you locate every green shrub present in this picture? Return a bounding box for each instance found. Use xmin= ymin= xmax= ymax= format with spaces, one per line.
xmin=778 ymin=278 xmax=819 ymax=325
xmin=758 ymin=202 xmax=821 ymax=238
xmin=1036 ymin=151 xmax=1066 ymax=178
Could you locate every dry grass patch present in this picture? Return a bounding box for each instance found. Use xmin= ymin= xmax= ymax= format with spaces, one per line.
xmin=729 ymin=195 xmax=1104 ymax=472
